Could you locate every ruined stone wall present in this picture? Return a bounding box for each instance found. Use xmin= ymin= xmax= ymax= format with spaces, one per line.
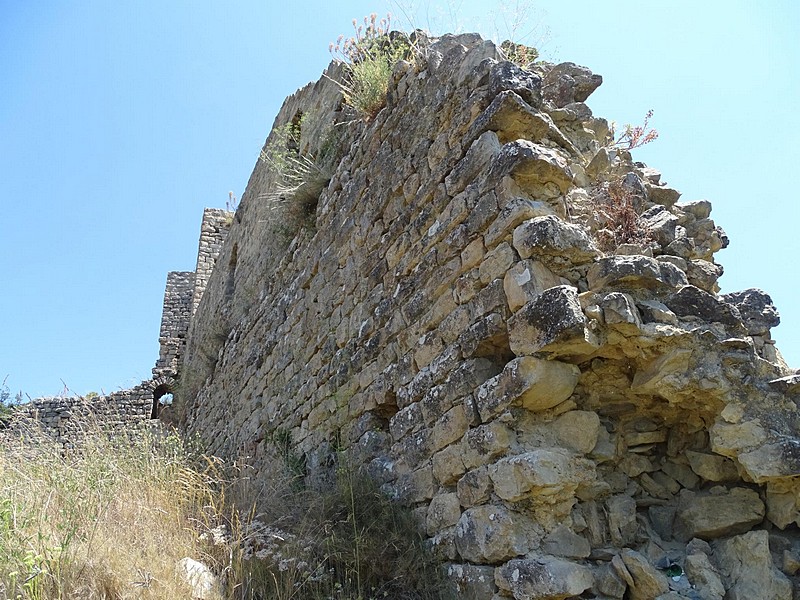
xmin=7 ymin=382 xmax=156 ymax=448
xmin=181 ymin=34 xmax=800 ymax=600
xmin=5 ymin=209 xmax=232 ymax=444
xmin=154 ymin=270 xmax=195 ymax=378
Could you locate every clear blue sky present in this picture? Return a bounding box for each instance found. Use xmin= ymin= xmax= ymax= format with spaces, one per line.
xmin=1 ymin=1 xmax=797 ymax=398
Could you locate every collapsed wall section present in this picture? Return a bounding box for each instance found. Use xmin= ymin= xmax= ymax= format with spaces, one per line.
xmin=181 ymin=34 xmax=800 ymax=600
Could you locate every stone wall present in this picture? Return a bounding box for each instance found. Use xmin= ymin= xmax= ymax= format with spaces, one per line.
xmin=4 ymin=209 xmax=232 ymax=445
xmin=179 ymin=34 xmax=800 ymax=599
xmin=154 ymin=270 xmax=195 ymax=378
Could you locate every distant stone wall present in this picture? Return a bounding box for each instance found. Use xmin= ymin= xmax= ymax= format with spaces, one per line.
xmin=5 ymin=379 xmax=159 ymax=448
xmin=154 ymin=270 xmax=195 ymax=378
xmin=180 ymin=34 xmax=800 ymax=598
xmin=5 ymin=209 xmax=232 ymax=446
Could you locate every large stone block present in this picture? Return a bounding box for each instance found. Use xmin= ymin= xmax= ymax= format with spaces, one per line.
xmin=487 ymin=449 xmax=594 ymax=503
xmin=512 ymin=215 xmax=598 ymax=267
xmin=673 ymin=487 xmax=764 ymax=542
xmin=713 ymin=530 xmax=792 ymax=600
xmin=475 ymin=356 xmax=579 ymax=421
xmin=495 ymin=556 xmax=594 ymax=600
xmin=508 ymin=285 xmax=598 ymax=358
xmin=454 ymin=505 xmax=535 ymax=564
xmin=587 ymin=255 xmax=688 ymax=292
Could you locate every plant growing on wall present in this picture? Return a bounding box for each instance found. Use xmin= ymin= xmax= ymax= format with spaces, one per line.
xmin=330 ymin=13 xmax=415 ymax=120
xmin=590 ymin=180 xmax=654 ymax=252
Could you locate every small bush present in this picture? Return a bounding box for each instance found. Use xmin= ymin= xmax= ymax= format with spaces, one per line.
xmin=591 ymin=180 xmax=654 ymax=252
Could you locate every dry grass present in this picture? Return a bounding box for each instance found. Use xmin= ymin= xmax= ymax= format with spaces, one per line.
xmin=0 ymin=420 xmax=452 ymax=600
xmin=0 ymin=421 xmax=218 ymax=599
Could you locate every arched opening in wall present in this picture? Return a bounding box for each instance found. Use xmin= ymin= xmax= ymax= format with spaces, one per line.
xmin=151 ymin=384 xmax=174 ymax=419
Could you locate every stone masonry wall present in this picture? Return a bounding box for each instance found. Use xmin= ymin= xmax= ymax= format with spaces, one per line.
xmin=5 ymin=209 xmax=232 ymax=445
xmin=154 ymin=270 xmax=195 ymax=378
xmin=178 ymin=34 xmax=800 ymax=600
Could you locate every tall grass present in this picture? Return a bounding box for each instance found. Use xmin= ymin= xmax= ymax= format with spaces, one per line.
xmin=0 ymin=421 xmax=218 ymax=599
xmin=0 ymin=419 xmax=453 ymax=600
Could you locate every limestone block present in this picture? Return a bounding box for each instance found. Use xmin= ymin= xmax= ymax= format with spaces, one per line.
xmin=541 ymin=524 xmax=590 ymax=559
xmin=617 ymin=550 xmax=669 ymax=600
xmin=720 ymin=288 xmax=780 ymax=335
xmin=665 ymin=285 xmax=743 ymax=329
xmin=485 ymin=197 xmax=554 ymax=247
xmin=503 ymin=260 xmax=563 ymax=312
xmin=684 ymin=552 xmax=725 ymax=600
xmin=512 ymin=215 xmax=598 ymax=267
xmin=445 ymin=131 xmax=502 ymax=196
xmin=454 ymin=505 xmax=534 ymax=563
xmin=686 ymin=259 xmax=723 ymax=293
xmin=432 ymin=444 xmax=467 ymax=485
xmin=447 ymin=563 xmax=497 ymax=600
xmin=432 ymin=405 xmax=469 ymax=452
xmin=766 ymin=480 xmax=800 ymax=529
xmin=458 ymin=466 xmax=493 ymax=508
xmin=551 ymin=410 xmax=600 ymax=454
xmin=542 ymin=62 xmax=602 ymax=106
xmin=461 ymin=421 xmax=514 ymax=469
xmin=595 ymin=562 xmax=628 ymax=599
xmin=713 ymin=530 xmax=792 ymax=600
xmin=475 ymin=357 xmax=579 ymax=422
xmin=710 ymin=419 xmax=768 ymax=459
xmin=426 ymin=492 xmax=462 ymax=536
xmin=636 ymin=299 xmax=679 ymax=325
xmin=487 ymin=60 xmax=543 ymax=108
xmin=606 ymin=494 xmax=638 ymax=546
xmin=495 ymin=556 xmax=594 ymax=600
xmin=488 ymin=448 xmax=595 ymax=503
xmin=587 ymin=255 xmax=688 ymax=292
xmin=508 ymin=286 xmax=598 ymax=358
xmin=599 ymin=291 xmax=641 ymax=332
xmin=487 ymin=140 xmax=573 ymax=194
xmin=479 ymin=242 xmax=516 ymax=285
xmin=640 ymin=206 xmax=679 ymax=247
xmin=685 ymin=450 xmax=740 ymax=482
xmin=673 ymin=487 xmax=765 ymax=542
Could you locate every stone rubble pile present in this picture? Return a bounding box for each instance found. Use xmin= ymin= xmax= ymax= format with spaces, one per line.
xmin=180 ymin=34 xmax=799 ymax=599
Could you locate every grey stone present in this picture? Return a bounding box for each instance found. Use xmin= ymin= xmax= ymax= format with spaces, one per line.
xmin=714 ymin=530 xmax=792 ymax=600
xmin=542 ymin=62 xmax=603 ymax=107
xmin=720 ymin=288 xmax=780 ymax=335
xmin=495 ymin=556 xmax=594 ymax=600
xmin=674 ymin=487 xmax=765 ymax=542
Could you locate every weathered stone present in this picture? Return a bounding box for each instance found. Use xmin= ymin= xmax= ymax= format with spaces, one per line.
xmin=488 ymin=140 xmax=573 ymax=194
xmin=713 ymin=530 xmax=792 ymax=600
xmin=665 ymin=285 xmax=743 ymax=328
xmin=512 ymin=215 xmax=598 ymax=266
xmin=640 ymin=206 xmax=679 ymax=247
xmin=508 ymin=286 xmax=598 ymax=358
xmin=599 ymin=291 xmax=641 ymax=331
xmin=685 ymin=450 xmax=740 ymax=482
xmin=454 ymin=505 xmax=534 ymax=563
xmin=766 ymin=480 xmax=800 ymax=529
xmin=686 ymin=259 xmax=723 ymax=293
xmin=684 ymin=552 xmax=725 ymax=600
xmin=447 ymin=563 xmax=497 ymax=600
xmin=503 ymin=260 xmax=564 ymax=312
xmin=446 ymin=131 xmax=503 ymax=196
xmin=607 ymin=494 xmax=638 ymax=546
xmin=673 ymin=487 xmax=765 ymax=542
xmin=427 ymin=492 xmax=462 ymax=535
xmin=176 ymin=557 xmax=219 ymax=600
xmin=721 ymin=288 xmax=780 ymax=335
xmin=462 ymin=421 xmax=514 ymax=468
xmin=542 ymin=61 xmax=602 ymax=107
xmin=475 ymin=356 xmax=579 ymax=420
xmin=587 ymin=255 xmax=688 ymax=292
xmin=479 ymin=242 xmax=516 ymax=284
xmin=541 ymin=525 xmax=590 ymax=558
xmin=618 ymin=549 xmax=670 ymax=600
xmin=488 ymin=449 xmax=595 ymax=503
xmin=495 ymin=556 xmax=594 ymax=600
xmin=595 ymin=562 xmax=628 ymax=598
xmin=551 ymin=410 xmax=600 ymax=454
xmin=488 ymin=60 xmax=542 ymax=108
xmin=636 ymin=299 xmax=679 ymax=325
xmin=458 ymin=467 xmax=493 ymax=508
